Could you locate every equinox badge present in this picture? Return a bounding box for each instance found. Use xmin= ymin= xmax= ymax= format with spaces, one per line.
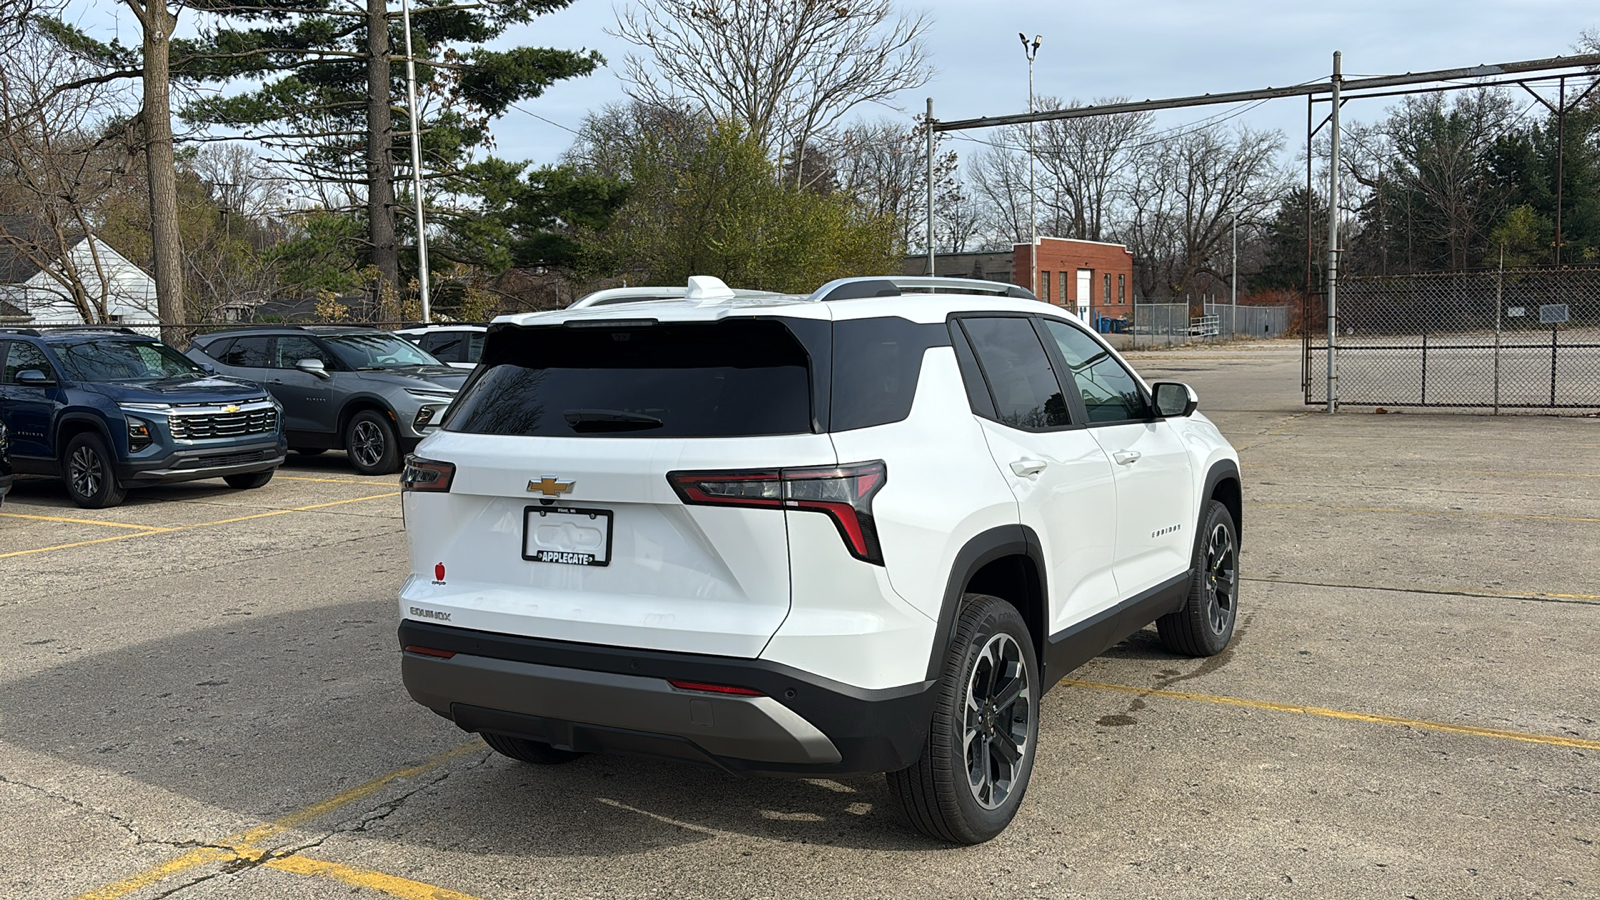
xmin=527 ymin=476 xmax=575 ymax=496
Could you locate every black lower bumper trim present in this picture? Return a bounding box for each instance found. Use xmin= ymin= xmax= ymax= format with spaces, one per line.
xmin=398 ymin=621 xmax=938 ymax=774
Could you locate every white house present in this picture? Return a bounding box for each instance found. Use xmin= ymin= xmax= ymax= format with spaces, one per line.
xmin=0 ymin=236 xmax=159 ymax=325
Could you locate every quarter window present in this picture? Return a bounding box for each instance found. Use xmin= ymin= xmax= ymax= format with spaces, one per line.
xmin=1042 ymin=318 xmax=1150 ymax=424
xmin=957 ymin=317 xmax=1071 ymax=430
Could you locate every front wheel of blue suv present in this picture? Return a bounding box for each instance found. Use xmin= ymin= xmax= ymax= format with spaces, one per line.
xmin=63 ymin=432 xmax=128 ymax=509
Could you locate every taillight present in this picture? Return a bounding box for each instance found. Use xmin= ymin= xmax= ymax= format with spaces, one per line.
xmin=401 ymin=456 xmax=455 ymax=492
xmin=667 ymin=461 xmax=887 ymax=564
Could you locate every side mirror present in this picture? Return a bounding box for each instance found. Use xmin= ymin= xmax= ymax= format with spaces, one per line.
xmin=1151 ymin=381 xmax=1198 ymax=418
xmin=199 ymin=362 xmax=216 ymax=374
xmin=296 ymin=358 xmax=331 ymax=380
xmin=16 ymin=368 xmax=55 ymax=386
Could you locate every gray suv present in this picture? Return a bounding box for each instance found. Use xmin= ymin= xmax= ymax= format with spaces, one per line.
xmin=188 ymin=327 xmax=467 ymax=474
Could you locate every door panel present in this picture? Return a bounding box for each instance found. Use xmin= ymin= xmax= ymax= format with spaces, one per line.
xmin=0 ymin=341 xmax=62 ymax=459
xmin=1040 ymin=317 xmax=1195 ymax=595
xmin=954 ymin=316 xmax=1121 ymax=630
xmin=269 ymin=336 xmax=336 ymax=434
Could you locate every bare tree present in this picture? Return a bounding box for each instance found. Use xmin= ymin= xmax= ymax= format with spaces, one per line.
xmin=1033 ymin=97 xmax=1153 ymax=243
xmin=0 ymin=35 xmax=138 ymax=323
xmin=967 ymin=137 xmax=1030 ymax=249
xmin=189 ymin=143 xmax=292 ymax=231
xmin=611 ymin=0 xmax=934 ymax=179
xmin=834 ymin=117 xmax=955 ymax=251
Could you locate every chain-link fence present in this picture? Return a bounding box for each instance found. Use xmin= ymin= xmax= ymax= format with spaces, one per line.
xmin=1304 ymin=267 xmax=1600 ymax=410
xmin=1202 ymin=303 xmax=1290 ymax=339
xmin=1128 ymin=301 xmax=1290 ymax=348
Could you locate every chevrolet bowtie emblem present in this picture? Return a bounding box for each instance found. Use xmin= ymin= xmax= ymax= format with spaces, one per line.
xmin=527 ymin=476 xmax=575 ymax=496
xmin=222 ymin=405 xmax=240 ymax=414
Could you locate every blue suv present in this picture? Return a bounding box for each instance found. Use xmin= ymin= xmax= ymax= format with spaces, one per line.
xmin=0 ymin=327 xmax=287 ymax=508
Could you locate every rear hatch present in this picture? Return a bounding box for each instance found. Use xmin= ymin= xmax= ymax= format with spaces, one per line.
xmin=400 ymin=313 xmax=835 ymax=657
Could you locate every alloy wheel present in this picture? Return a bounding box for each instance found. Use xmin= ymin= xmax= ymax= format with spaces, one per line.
xmin=963 ymin=632 xmax=1032 ymax=810
xmin=69 ymin=445 xmax=103 ymax=499
xmin=1204 ymin=522 xmax=1237 ymax=635
xmin=351 ymin=420 xmax=385 ymax=468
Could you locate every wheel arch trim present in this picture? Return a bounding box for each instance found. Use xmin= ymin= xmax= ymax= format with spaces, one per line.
xmin=924 ymin=524 xmax=1047 ymax=682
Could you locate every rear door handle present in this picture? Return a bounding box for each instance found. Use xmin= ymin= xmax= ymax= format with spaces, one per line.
xmin=1010 ymin=458 xmax=1048 ymax=477
xmin=1113 ymin=450 xmax=1142 ymax=466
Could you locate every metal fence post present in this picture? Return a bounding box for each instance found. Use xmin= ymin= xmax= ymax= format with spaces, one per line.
xmin=1493 ymin=251 xmax=1503 ymax=415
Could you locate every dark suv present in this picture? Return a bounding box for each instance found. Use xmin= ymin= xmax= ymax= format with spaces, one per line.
xmin=0 ymin=327 xmax=286 ymax=508
xmin=187 ymin=327 xmax=467 ymax=475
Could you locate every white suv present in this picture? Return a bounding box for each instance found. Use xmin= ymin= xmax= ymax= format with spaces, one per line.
xmin=397 ymin=276 xmax=1242 ymax=843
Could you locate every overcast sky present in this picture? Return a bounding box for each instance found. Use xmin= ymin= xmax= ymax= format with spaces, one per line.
xmin=72 ymin=0 xmax=1598 ymax=168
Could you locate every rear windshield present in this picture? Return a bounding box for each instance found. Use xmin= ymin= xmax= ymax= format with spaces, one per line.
xmin=446 ymin=319 xmax=813 ymax=438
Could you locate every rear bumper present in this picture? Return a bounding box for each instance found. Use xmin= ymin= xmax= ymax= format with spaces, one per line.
xmin=399 ymin=621 xmax=937 ymax=774
xmin=116 ymin=438 xmax=286 ymax=485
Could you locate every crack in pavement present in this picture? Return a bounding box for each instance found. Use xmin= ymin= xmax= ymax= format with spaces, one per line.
xmin=0 ymin=773 xmax=224 ymax=852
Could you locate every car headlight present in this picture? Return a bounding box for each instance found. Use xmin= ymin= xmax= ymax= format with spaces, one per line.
xmin=127 ymin=417 xmax=154 ymax=452
xmin=117 ymin=402 xmax=173 ymax=413
xmin=404 ymin=388 xmax=456 ymax=401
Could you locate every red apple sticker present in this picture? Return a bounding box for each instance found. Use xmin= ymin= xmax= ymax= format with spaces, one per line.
xmin=434 ymin=563 xmax=446 ymax=581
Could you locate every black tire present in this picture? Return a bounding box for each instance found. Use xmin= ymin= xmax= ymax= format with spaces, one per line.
xmin=887 ymin=593 xmax=1040 ymax=844
xmin=481 ymin=732 xmax=584 ymax=765
xmin=62 ymin=432 xmax=127 ymax=509
xmin=344 ymin=409 xmax=400 ymax=475
xmin=224 ymin=470 xmax=274 ymax=490
xmin=293 ymin=448 xmax=327 ymax=456
xmin=1157 ymin=500 xmax=1239 ymax=657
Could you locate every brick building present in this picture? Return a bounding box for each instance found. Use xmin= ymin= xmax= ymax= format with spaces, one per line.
xmin=904 ymin=237 xmax=1135 ymax=322
xmin=1014 ymin=237 xmax=1134 ymax=321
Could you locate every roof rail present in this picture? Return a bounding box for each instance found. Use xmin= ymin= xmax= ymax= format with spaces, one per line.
xmin=810 ymin=276 xmax=1038 ymax=302
xmin=0 ymin=327 xmax=42 ymax=336
xmin=41 ymin=325 xmax=140 ymax=335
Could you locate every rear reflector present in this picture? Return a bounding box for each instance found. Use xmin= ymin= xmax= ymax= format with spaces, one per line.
xmin=667 ymin=461 xmax=887 ymax=564
xmin=668 ymin=680 xmax=764 ymax=697
xmin=403 ymin=645 xmax=456 ymax=659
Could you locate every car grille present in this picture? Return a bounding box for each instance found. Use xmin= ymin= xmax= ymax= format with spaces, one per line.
xmin=173 ymin=448 xmax=280 ymax=470
xmin=170 ymin=403 xmax=279 ymax=441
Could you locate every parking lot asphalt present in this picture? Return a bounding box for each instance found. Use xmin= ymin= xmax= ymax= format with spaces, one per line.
xmin=3 ymin=340 xmax=1596 ymax=900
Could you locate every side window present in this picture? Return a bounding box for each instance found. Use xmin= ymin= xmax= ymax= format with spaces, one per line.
xmin=465 ymin=332 xmax=485 ymax=364
xmin=275 ymin=335 xmax=331 ymax=368
xmin=421 ymin=332 xmax=464 ymax=363
xmin=2 ymin=340 xmax=54 ymax=383
xmin=1042 ymin=318 xmax=1150 ymax=424
xmin=220 ymin=336 xmax=272 ymax=368
xmin=201 ymin=338 xmax=235 ymax=361
xmin=957 ymin=317 xmax=1071 ymax=431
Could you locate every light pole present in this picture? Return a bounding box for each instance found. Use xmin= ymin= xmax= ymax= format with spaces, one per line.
xmin=400 ymin=0 xmax=431 ymax=323
xmin=1020 ymin=33 xmax=1041 ymax=299
xmin=1231 ymin=215 xmax=1237 ymax=335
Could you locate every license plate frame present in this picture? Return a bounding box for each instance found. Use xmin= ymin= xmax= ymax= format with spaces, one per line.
xmin=522 ymin=505 xmax=613 ymax=567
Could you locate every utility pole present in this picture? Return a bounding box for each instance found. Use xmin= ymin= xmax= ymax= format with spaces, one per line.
xmin=400 ymin=0 xmax=432 ymax=323
xmin=1020 ymin=33 xmax=1041 ymax=298
xmin=1326 ymin=50 xmax=1342 ymax=414
xmin=926 ymin=98 xmax=935 ymax=277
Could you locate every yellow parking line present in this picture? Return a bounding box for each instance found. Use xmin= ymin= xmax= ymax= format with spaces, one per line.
xmin=0 ymin=493 xmax=398 ymax=561
xmin=0 ymin=512 xmax=163 ymax=530
xmin=1062 ymin=679 xmax=1600 ymax=751
xmin=1256 ymin=501 xmax=1600 ymax=525
xmin=0 ymin=531 xmax=167 ymax=560
xmin=166 ymin=492 xmax=400 ymax=531
xmin=73 ymin=741 xmax=482 ymax=900
xmin=265 ymin=856 xmax=481 ymax=899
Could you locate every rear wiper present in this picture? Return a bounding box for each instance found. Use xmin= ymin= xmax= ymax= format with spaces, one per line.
xmin=563 ymin=408 xmax=664 ymax=432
